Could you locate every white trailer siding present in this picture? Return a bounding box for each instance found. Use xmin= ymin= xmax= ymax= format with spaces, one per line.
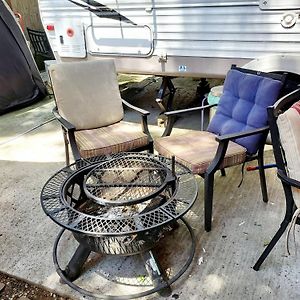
xmin=39 ymin=0 xmax=300 ymax=77
xmin=38 ymin=0 xmax=90 ymax=54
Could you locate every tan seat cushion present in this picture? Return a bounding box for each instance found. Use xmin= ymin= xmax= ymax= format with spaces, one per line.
xmin=49 ymin=59 xmax=124 ymax=130
xmin=75 ymin=121 xmax=149 ymax=158
xmin=154 ymin=131 xmax=247 ymax=174
xmin=277 ymin=101 xmax=300 ymax=208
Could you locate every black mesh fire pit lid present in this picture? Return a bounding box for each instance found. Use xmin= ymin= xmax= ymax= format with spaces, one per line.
xmin=83 ymin=154 xmax=173 ymax=206
xmin=40 ymin=153 xmax=198 ymax=236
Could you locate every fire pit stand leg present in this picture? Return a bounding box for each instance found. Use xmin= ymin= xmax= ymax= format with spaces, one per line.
xmin=141 ymin=250 xmax=172 ymax=297
xmin=63 ymin=243 xmax=91 ymax=282
xmin=53 ymin=218 xmax=195 ymax=299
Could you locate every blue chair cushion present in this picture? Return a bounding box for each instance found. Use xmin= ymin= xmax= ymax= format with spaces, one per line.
xmin=207 ymin=69 xmax=283 ymax=154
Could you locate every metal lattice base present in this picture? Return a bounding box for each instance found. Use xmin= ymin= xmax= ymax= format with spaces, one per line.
xmin=72 ymin=223 xmax=175 ymax=255
xmin=53 ymin=217 xmax=195 ymax=300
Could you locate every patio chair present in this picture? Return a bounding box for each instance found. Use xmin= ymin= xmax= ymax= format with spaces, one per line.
xmin=253 ymin=88 xmax=300 ymax=270
xmin=49 ymin=59 xmax=153 ymax=165
xmin=27 ymin=28 xmax=55 ymax=60
xmin=154 ymin=65 xmax=286 ymax=231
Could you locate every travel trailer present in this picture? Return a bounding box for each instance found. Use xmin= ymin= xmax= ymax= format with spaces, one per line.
xmin=38 ymin=0 xmax=300 ymax=78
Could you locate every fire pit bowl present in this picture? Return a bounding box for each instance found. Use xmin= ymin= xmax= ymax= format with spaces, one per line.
xmin=41 ymin=152 xmax=198 ymax=299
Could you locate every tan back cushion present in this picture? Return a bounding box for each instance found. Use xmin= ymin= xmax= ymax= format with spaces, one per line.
xmin=277 ymin=101 xmax=300 ymax=208
xmin=49 ymin=59 xmax=124 ymax=130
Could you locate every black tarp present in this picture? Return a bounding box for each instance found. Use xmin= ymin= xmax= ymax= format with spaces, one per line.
xmin=0 ymin=1 xmax=47 ymax=114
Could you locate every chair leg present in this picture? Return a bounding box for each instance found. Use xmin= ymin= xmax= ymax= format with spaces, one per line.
xmin=257 ymin=150 xmax=268 ymax=203
xmin=204 ymin=172 xmax=215 ymax=232
xmin=62 ymin=129 xmax=70 ymax=166
xmin=220 ymin=169 xmax=226 ymax=176
xmin=253 ymin=219 xmax=290 ymax=271
xmin=254 ymin=182 xmax=295 ymax=270
xmin=149 ymin=141 xmax=154 ymax=153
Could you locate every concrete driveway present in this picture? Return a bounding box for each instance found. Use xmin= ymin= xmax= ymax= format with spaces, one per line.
xmin=0 ymin=86 xmax=299 ymax=300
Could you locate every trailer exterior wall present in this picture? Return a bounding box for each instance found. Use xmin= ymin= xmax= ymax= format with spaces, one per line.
xmin=39 ymin=0 xmax=300 ymax=77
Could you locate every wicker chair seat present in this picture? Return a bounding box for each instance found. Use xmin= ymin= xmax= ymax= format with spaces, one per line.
xmin=75 ymin=121 xmax=149 ymax=158
xmin=155 ymin=131 xmax=247 ymax=174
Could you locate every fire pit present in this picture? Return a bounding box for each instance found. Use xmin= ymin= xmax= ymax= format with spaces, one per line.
xmin=41 ymin=152 xmax=198 ymax=299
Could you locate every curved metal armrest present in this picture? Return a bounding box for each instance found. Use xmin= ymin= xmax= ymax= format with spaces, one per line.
xmin=164 ymin=103 xmax=217 ymax=117
xmin=215 ymin=126 xmax=269 ymax=142
xmin=162 ymin=103 xmax=217 ymax=137
xmin=277 ymin=169 xmax=300 ymax=189
xmin=121 ymin=100 xmax=152 ymax=138
xmin=273 ymin=88 xmax=300 ymax=116
xmin=206 ymin=126 xmax=269 ymax=174
xmin=52 ymin=108 xmax=76 ymax=131
xmin=52 ymin=108 xmax=81 ymax=163
xmin=122 ymin=99 xmax=150 ymax=116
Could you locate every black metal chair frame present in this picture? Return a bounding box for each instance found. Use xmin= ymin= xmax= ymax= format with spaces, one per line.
xmin=160 ymin=65 xmax=287 ymax=232
xmin=53 ymin=99 xmax=154 ymax=167
xmin=27 ymin=27 xmax=54 ymax=60
xmin=253 ymin=88 xmax=300 ymax=270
